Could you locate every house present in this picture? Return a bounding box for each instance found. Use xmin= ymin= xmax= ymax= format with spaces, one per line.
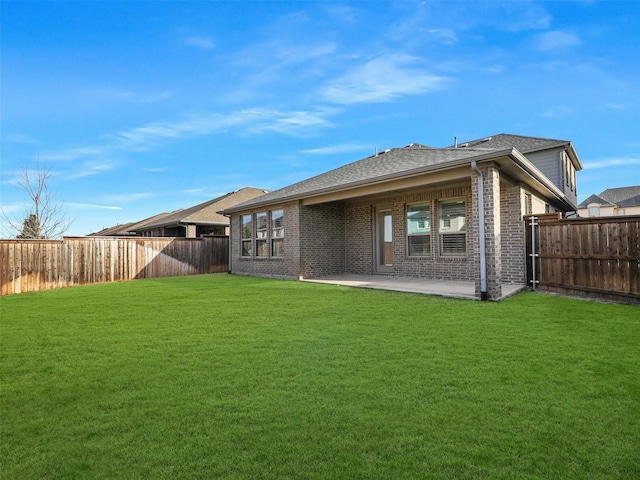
xmin=130 ymin=187 xmax=269 ymax=238
xmin=88 ymin=211 xmax=180 ymax=236
xmin=89 ymin=222 xmax=137 ymax=236
xmin=222 ymin=134 xmax=583 ymax=300
xmin=577 ymin=186 xmax=640 ymax=217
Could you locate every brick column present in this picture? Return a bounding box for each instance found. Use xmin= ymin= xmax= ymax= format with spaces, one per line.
xmin=472 ymin=164 xmax=502 ymax=299
xmin=185 ymin=224 xmax=197 ymax=238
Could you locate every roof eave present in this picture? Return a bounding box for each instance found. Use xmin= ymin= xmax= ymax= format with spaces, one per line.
xmin=504 ymin=149 xmax=577 ymax=211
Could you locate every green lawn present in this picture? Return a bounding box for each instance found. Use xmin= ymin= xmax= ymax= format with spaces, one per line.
xmin=1 ymin=274 xmax=639 ymax=479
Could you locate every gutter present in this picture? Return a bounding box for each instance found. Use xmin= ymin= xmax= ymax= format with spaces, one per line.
xmin=471 ymin=161 xmax=488 ymax=301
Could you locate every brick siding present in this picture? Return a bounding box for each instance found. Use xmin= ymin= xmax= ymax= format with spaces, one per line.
xmin=299 ymin=202 xmax=346 ymax=277
xmin=230 ymin=202 xmax=301 ymax=279
xmin=231 ymin=173 xmax=529 ymax=299
xmin=500 ymin=184 xmax=527 ymax=285
xmin=343 ymin=185 xmax=475 ymax=281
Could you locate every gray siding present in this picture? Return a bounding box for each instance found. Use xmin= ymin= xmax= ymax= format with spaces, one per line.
xmin=525 ymin=148 xmax=563 ymax=187
xmin=524 ymin=147 xmax=578 ymax=209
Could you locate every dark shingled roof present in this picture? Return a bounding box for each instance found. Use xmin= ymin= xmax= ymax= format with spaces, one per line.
xmin=224 ymin=133 xmax=578 ymax=214
xmin=225 ymin=145 xmax=510 ymax=212
xmin=577 ymin=194 xmax=614 ymax=209
xmin=618 ymin=194 xmax=640 ymax=208
xmin=599 ymin=186 xmax=640 ymax=204
xmin=89 ymin=222 xmax=137 ymax=236
xmin=451 ymin=133 xmax=570 ymax=152
xmin=132 ymin=187 xmax=269 ymax=231
xmin=578 ymin=185 xmax=640 ymax=208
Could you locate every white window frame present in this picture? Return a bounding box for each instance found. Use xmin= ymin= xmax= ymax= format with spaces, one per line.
xmin=271 ymin=209 xmax=284 ymax=257
xmin=407 ymin=203 xmax=431 ymax=256
xmin=255 ymin=212 xmax=268 ymax=257
xmin=241 ymin=214 xmax=253 ymax=257
xmin=438 ymin=199 xmax=466 ymax=257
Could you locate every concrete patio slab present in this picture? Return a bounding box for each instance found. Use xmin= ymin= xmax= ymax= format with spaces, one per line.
xmin=301 ymin=274 xmax=524 ymax=301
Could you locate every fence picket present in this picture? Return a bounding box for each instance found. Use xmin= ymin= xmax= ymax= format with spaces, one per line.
xmin=525 ymin=214 xmax=640 ymax=303
xmin=0 ymin=236 xmax=229 ymax=295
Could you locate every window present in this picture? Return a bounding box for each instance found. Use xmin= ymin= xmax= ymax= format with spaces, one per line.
xmin=588 ymin=206 xmax=599 ymax=217
xmin=617 ymin=209 xmax=625 ymax=216
xmin=524 ymin=193 xmax=532 ymax=215
xmin=255 ymin=212 xmax=267 ymax=257
xmin=271 ymin=210 xmax=284 ymax=256
xmin=241 ymin=210 xmax=285 ymax=258
xmin=407 ymin=204 xmax=431 ymax=256
xmin=241 ymin=215 xmax=253 ymax=256
xmin=438 ymin=200 xmax=466 ymax=256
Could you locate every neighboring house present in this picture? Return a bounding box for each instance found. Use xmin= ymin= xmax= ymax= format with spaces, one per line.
xmin=223 ymin=134 xmax=583 ymax=300
xmin=130 ymin=187 xmax=269 ymax=238
xmin=88 ymin=211 xmax=182 ymax=236
xmin=577 ymin=186 xmax=640 ymax=217
xmin=89 ymin=222 xmax=137 ymax=236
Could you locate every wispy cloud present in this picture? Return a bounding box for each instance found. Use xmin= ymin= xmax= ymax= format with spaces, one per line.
xmin=541 ymin=106 xmax=573 ymax=118
xmin=244 ymin=108 xmax=337 ymax=136
xmin=67 ymin=161 xmax=119 ymax=179
xmin=182 ymin=188 xmax=207 ymax=196
xmin=0 ymin=204 xmax=23 ymax=214
xmin=183 ymin=36 xmax=215 ymax=50
xmin=427 ymin=28 xmax=458 ymax=45
xmin=299 ymin=143 xmax=369 ymax=155
xmin=82 ymin=88 xmax=172 ymax=103
xmin=535 ymin=30 xmax=581 ymax=53
xmin=321 ymin=54 xmax=448 ymax=104
xmin=582 ymin=157 xmax=640 ymax=170
xmin=104 ymin=192 xmax=155 ymax=203
xmin=3 ymin=132 xmax=40 ymax=145
xmin=42 ymin=107 xmax=338 ymax=166
xmin=66 ymin=202 xmax=122 ymax=211
xmin=43 ymin=146 xmax=114 ymax=162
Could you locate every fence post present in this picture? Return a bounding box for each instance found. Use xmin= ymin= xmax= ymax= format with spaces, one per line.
xmin=529 ymin=215 xmax=538 ymax=290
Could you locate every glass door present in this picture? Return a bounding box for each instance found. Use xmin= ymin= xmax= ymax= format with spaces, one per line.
xmin=375 ymin=207 xmax=394 ymax=274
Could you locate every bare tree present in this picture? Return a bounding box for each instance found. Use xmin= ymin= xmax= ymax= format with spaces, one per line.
xmin=2 ymin=159 xmax=74 ymax=239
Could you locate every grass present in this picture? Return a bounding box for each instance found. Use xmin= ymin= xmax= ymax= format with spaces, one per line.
xmin=1 ymin=274 xmax=639 ymax=479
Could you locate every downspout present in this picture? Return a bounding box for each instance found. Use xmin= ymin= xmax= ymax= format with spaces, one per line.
xmin=471 ymin=161 xmax=488 ymax=301
xmin=223 ymin=214 xmax=232 ymax=274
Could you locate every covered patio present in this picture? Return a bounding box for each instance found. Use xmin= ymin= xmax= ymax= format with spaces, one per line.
xmin=302 ymin=274 xmax=524 ymax=301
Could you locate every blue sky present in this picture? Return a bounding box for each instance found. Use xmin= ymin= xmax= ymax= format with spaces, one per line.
xmin=2 ymin=0 xmax=639 ymax=236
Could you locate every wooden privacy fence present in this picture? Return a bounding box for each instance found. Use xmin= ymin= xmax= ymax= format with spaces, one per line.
xmin=525 ymin=213 xmax=640 ymax=304
xmin=0 ymin=236 xmax=229 ymax=295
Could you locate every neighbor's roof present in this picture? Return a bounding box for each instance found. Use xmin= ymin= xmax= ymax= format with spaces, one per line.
xmin=577 ymin=194 xmax=614 ymax=209
xmin=618 ymin=195 xmax=640 ymax=208
xmin=89 ymin=211 xmax=182 ymax=236
xmin=89 ymin=222 xmax=137 ymax=236
xmin=599 ymin=185 xmax=640 ymax=204
xmin=578 ymin=185 xmax=640 ymax=208
xmin=131 ymin=187 xmax=269 ymax=231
